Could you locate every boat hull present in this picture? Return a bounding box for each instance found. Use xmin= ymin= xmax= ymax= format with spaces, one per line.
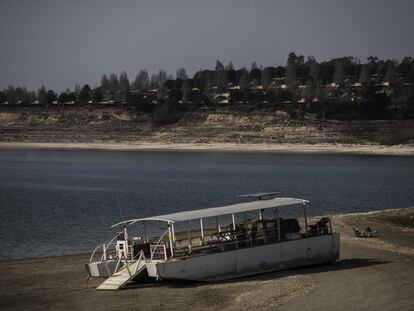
xmin=146 ymin=234 xmax=340 ymax=281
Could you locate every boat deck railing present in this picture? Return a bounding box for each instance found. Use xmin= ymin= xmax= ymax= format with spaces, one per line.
xmin=147 ymin=216 xmax=333 ymax=260
xmin=89 ymin=231 xmax=124 ymax=263
xmin=172 ymin=227 xmax=291 ymax=258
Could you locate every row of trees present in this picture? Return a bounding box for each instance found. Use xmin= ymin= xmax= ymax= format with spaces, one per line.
xmin=1 ymin=53 xmax=414 ymax=120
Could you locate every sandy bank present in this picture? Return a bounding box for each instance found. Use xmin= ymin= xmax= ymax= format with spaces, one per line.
xmin=1 ymin=208 xmax=413 ymax=311
xmin=1 ymin=141 xmax=414 ymax=156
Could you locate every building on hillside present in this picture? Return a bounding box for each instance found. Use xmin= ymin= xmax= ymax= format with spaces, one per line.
xmin=350 ymin=82 xmax=362 ymax=88
xmin=214 ymin=92 xmax=231 ymax=104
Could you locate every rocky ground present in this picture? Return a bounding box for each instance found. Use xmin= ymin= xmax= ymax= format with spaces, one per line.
xmin=0 ymin=208 xmax=413 ymax=311
xmin=1 ymin=107 xmax=414 ymax=146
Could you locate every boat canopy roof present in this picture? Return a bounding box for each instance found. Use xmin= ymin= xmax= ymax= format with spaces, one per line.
xmin=237 ymin=191 xmax=281 ymax=198
xmin=112 ymin=197 xmax=308 ymax=227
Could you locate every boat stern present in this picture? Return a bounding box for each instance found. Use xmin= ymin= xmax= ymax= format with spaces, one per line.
xmin=86 ymin=260 xmax=118 ymax=278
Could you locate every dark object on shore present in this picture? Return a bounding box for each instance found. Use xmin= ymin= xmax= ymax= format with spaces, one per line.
xmin=353 ymin=227 xmax=378 ymax=238
xmin=309 ymin=217 xmax=330 ymax=235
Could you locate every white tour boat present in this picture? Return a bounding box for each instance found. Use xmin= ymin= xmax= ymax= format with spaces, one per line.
xmin=86 ymin=193 xmax=340 ymax=290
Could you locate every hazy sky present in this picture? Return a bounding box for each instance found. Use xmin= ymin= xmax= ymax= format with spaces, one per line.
xmin=1 ymin=0 xmax=413 ymax=91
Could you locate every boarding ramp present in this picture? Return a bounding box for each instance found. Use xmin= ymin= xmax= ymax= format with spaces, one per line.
xmin=97 ymin=252 xmax=147 ymax=290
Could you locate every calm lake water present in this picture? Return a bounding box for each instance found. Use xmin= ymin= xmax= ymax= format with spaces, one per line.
xmin=0 ymin=149 xmax=413 ymax=259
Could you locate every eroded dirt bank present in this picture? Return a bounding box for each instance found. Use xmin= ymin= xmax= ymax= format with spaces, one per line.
xmin=1 ymin=107 xmax=414 ymax=147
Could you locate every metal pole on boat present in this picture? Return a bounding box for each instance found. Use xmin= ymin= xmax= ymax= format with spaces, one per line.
xmin=303 ymin=202 xmax=308 ymax=237
xmin=232 ymin=213 xmax=238 ymax=249
xmin=168 ymin=221 xmax=174 ymax=258
xmin=124 ymin=226 xmax=129 ymax=260
xmin=200 ymin=218 xmax=204 ymax=244
xmin=142 ymin=221 xmax=148 ymax=243
xmin=259 ymin=209 xmax=264 ymax=220
xmin=276 ymin=207 xmax=281 ymax=242
xmin=187 ymin=221 xmax=192 ymax=252
xmin=328 ymin=217 xmax=333 ymax=234
xmin=171 ymin=222 xmax=176 ymax=243
xmin=244 ymin=213 xmax=251 ymax=246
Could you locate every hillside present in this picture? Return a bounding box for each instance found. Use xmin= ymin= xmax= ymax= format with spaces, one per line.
xmin=1 ymin=106 xmax=414 ymax=147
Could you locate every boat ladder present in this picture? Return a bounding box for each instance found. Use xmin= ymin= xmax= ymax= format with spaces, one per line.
xmin=97 ymin=251 xmax=147 ymax=290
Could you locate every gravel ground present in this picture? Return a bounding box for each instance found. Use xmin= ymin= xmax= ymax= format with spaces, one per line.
xmin=0 ymin=208 xmax=413 ymax=311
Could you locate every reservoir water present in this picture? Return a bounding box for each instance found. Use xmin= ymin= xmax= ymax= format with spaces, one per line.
xmin=0 ymin=148 xmax=413 ymax=259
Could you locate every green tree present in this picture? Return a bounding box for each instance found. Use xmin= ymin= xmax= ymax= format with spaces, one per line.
xmin=277 ymin=89 xmax=293 ymax=102
xmin=384 ymin=61 xmax=397 ymax=82
xmin=152 ymin=70 xmax=167 ymax=87
xmin=274 ymin=66 xmax=286 ymax=78
xmin=239 ymin=69 xmax=248 ymax=91
xmin=109 ymin=74 xmax=119 ymax=92
xmin=225 ymin=62 xmax=234 ymax=70
xmin=261 ymin=67 xmax=272 ymax=91
xmin=119 ymin=71 xmax=130 ymax=92
xmin=92 ymin=88 xmax=103 ymax=102
xmin=132 ymin=70 xmax=149 ymax=90
xmin=176 ymin=67 xmax=188 ymax=79
xmin=230 ymin=90 xmax=244 ymax=103
xmin=79 ymin=84 xmax=92 ymax=104
xmin=319 ymin=63 xmax=335 ymax=84
xmin=359 ymin=65 xmax=369 ymax=84
xmin=44 ymin=90 xmax=57 ymax=105
xmin=37 ymin=85 xmax=47 ymax=105
xmin=215 ymin=69 xmax=228 ymax=91
xmin=57 ymin=92 xmax=68 ymax=103
xmin=309 ymin=61 xmax=320 ymax=84
xmin=215 ymin=60 xmax=224 ymax=70
xmin=249 ymin=68 xmax=261 ymax=82
xmin=286 ymin=52 xmax=297 ymax=89
xmin=100 ymin=74 xmax=110 ymax=92
xmin=182 ymin=79 xmax=191 ymax=103
xmin=0 ymin=91 xmax=7 ymax=103
xmin=334 ymin=59 xmax=345 ymax=84
xmin=265 ymin=90 xmax=276 ymax=103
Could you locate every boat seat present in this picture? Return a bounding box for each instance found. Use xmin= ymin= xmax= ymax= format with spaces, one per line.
xmin=191 ymin=237 xmax=202 ymax=246
xmin=309 ymin=217 xmax=330 ymax=235
xmin=175 ymin=239 xmax=186 ymax=248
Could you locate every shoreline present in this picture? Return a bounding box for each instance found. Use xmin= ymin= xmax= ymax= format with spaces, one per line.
xmin=1 ymin=141 xmax=414 ymax=156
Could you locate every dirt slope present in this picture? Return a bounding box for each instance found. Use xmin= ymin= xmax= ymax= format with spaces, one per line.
xmin=1 ymin=107 xmax=414 ymax=146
